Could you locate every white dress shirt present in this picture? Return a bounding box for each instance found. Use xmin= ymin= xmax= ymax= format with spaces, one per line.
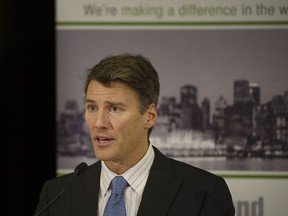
xmin=98 ymin=144 xmax=155 ymax=216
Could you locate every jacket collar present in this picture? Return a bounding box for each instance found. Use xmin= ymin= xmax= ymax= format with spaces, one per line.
xmin=71 ymin=161 xmax=101 ymax=216
xmin=137 ymin=146 xmax=184 ymax=216
xmin=70 ymin=146 xmax=182 ymax=216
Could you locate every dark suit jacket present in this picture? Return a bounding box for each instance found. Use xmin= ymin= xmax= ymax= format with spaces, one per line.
xmin=34 ymin=146 xmax=235 ymax=216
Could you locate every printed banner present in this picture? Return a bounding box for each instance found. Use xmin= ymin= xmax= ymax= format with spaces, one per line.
xmin=57 ymin=0 xmax=288 ymax=23
xmin=56 ymin=1 xmax=288 ymax=215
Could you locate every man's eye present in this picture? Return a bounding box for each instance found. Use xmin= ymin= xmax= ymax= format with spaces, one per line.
xmin=87 ymin=105 xmax=97 ymax=112
xmin=109 ymin=106 xmax=120 ymax=113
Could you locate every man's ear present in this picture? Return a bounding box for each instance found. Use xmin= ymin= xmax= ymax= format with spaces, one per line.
xmin=145 ymin=104 xmax=158 ymax=129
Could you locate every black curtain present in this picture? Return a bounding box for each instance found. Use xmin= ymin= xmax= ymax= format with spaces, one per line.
xmin=1 ymin=1 xmax=56 ymax=215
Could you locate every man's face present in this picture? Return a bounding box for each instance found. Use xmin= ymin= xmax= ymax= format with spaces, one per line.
xmin=85 ymin=80 xmax=157 ymax=172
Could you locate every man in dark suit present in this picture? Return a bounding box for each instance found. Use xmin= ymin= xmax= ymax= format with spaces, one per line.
xmin=34 ymin=54 xmax=235 ymax=216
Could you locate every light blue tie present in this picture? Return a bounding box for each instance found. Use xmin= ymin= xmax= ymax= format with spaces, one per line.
xmin=104 ymin=176 xmax=128 ymax=216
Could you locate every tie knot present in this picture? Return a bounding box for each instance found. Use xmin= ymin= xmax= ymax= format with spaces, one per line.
xmin=111 ymin=176 xmax=127 ymax=195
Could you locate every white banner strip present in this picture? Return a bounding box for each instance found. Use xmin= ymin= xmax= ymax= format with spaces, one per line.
xmin=56 ymin=0 xmax=288 ymax=24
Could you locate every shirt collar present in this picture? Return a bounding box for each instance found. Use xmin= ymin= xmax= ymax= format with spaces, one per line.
xmin=100 ymin=145 xmax=155 ymax=196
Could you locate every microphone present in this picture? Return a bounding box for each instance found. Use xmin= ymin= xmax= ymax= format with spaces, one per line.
xmin=34 ymin=162 xmax=88 ymax=216
xmin=73 ymin=162 xmax=88 ymax=176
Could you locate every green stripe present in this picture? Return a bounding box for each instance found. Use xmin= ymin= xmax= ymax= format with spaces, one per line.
xmin=56 ymin=172 xmax=288 ymax=179
xmin=56 ymin=21 xmax=288 ymax=27
xmin=220 ymin=174 xmax=288 ymax=179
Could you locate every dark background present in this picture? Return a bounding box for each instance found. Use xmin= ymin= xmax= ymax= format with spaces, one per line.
xmin=1 ymin=1 xmax=56 ymax=215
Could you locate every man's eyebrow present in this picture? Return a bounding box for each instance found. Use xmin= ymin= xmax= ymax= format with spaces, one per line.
xmin=85 ymin=98 xmax=95 ymax=103
xmin=85 ymin=99 xmax=126 ymax=107
xmin=105 ymin=101 xmax=127 ymax=107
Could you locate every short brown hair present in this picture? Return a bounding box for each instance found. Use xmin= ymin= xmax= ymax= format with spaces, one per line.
xmin=85 ymin=53 xmax=160 ymax=113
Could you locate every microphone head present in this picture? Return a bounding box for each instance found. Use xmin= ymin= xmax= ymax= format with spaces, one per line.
xmin=74 ymin=162 xmax=88 ymax=175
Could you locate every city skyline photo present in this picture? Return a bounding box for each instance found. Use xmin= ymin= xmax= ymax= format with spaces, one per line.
xmin=56 ymin=28 xmax=288 ymax=172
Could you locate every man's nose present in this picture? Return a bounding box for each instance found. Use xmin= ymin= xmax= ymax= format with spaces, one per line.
xmin=94 ymin=109 xmax=110 ymax=129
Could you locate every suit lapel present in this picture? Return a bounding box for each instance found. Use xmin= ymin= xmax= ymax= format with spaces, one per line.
xmin=67 ymin=147 xmax=182 ymax=216
xmin=137 ymin=147 xmax=184 ymax=216
xmin=71 ymin=161 xmax=101 ymax=216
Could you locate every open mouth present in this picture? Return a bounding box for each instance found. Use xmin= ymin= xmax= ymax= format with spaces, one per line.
xmin=97 ymin=137 xmax=112 ymax=142
xmin=95 ymin=136 xmax=114 ymax=144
